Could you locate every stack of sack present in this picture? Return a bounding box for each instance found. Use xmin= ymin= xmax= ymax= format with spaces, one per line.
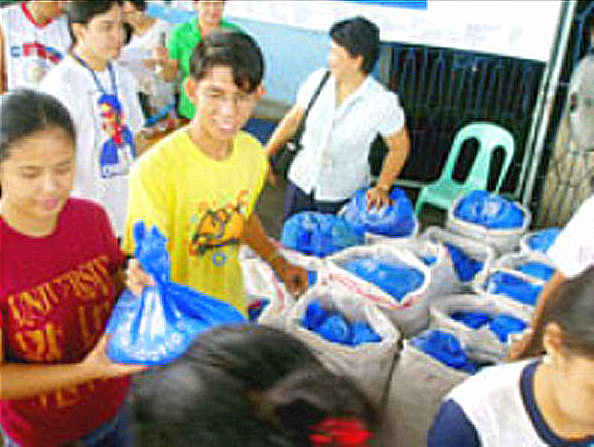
xmin=378 ymin=329 xmax=477 ymax=447
xmin=325 ymin=245 xmax=431 ymax=337
xmin=447 ymin=190 xmax=531 ymax=253
xmin=285 ymin=282 xmax=400 ymax=406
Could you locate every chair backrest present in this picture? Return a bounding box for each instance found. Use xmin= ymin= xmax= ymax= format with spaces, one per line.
xmin=439 ymin=122 xmax=515 ymax=192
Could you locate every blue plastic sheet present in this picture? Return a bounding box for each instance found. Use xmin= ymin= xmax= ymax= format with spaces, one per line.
xmin=106 ymin=223 xmax=245 ymax=366
xmin=450 ymin=311 xmax=527 ymax=342
xmin=410 ymin=329 xmax=476 ymax=373
xmin=341 ymin=187 xmax=416 ymax=237
xmin=485 ymin=271 xmax=543 ymax=306
xmin=454 ymin=190 xmax=525 ymax=229
xmin=516 ymin=262 xmax=554 ymax=282
xmin=340 ymin=259 xmax=425 ymax=302
xmin=281 ymin=212 xmax=364 ymax=257
xmin=445 ymin=244 xmax=484 ymax=282
xmin=302 ymin=300 xmax=381 ymax=346
xmin=527 ymin=228 xmax=560 ymax=253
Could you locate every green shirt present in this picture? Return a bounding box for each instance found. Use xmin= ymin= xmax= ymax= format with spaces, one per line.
xmin=167 ymin=17 xmax=240 ymax=119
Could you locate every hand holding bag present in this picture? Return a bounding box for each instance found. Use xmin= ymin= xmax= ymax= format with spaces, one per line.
xmin=270 ymin=71 xmax=331 ymax=178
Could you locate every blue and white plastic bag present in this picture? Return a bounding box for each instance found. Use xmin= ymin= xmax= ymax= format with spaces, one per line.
xmin=106 ymin=222 xmax=245 ymax=366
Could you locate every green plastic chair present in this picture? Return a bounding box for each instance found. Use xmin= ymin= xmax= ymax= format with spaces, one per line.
xmin=415 ymin=122 xmax=515 ymax=216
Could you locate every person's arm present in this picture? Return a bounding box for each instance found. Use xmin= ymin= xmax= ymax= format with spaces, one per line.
xmin=0 ymin=26 xmax=6 ymax=93
xmin=508 ymin=270 xmax=566 ymax=360
xmin=241 ymin=213 xmax=308 ymax=295
xmin=265 ymin=105 xmax=305 ymax=158
xmin=428 ymin=399 xmax=481 ymax=447
xmin=0 ymin=331 xmax=145 ymax=401
xmin=366 ymin=127 xmax=410 ymax=209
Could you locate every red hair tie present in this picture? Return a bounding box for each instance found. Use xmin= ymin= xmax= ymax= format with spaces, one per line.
xmin=309 ymin=418 xmax=372 ymax=447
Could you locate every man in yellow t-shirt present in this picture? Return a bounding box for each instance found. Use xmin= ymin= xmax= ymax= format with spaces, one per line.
xmin=123 ymin=31 xmax=308 ymax=312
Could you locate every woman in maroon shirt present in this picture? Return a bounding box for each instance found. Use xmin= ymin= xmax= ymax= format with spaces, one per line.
xmin=0 ymin=89 xmax=144 ymax=447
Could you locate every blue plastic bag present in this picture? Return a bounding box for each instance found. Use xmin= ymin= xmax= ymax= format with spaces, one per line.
xmin=302 ymin=300 xmax=381 ymax=346
xmin=410 ymin=329 xmax=477 ymax=373
xmin=485 ymin=271 xmax=543 ymax=306
xmin=281 ymin=212 xmax=364 ymax=257
xmin=450 ymin=311 xmax=491 ymax=329
xmin=342 ymin=187 xmax=416 ymax=237
xmin=446 ymin=244 xmax=484 ymax=282
xmin=341 ymin=259 xmax=425 ymax=302
xmin=106 ymin=223 xmax=245 ymax=366
xmin=488 ymin=315 xmax=527 ymax=343
xmin=527 ymin=228 xmax=560 ymax=253
xmin=454 ymin=190 xmax=525 ymax=229
xmin=517 ymin=262 xmax=555 ymax=282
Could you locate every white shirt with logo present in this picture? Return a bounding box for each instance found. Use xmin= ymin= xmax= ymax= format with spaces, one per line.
xmin=1 ymin=2 xmax=71 ymax=90
xmin=40 ymin=54 xmax=145 ymax=236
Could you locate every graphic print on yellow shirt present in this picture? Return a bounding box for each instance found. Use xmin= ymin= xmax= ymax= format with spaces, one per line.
xmin=190 ymin=189 xmax=249 ymax=256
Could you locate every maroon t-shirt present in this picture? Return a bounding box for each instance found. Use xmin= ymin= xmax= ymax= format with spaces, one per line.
xmin=0 ymin=198 xmax=131 ymax=447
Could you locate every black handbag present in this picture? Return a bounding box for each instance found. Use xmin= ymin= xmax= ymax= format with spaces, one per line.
xmin=270 ymin=71 xmax=331 ymax=178
xmin=368 ymin=133 xmax=389 ymax=177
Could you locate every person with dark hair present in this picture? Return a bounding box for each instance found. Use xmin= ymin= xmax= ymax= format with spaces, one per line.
xmin=0 ymin=89 xmax=145 ymax=447
xmin=119 ymin=0 xmax=175 ymax=125
xmin=39 ymin=0 xmax=149 ymax=237
xmin=0 ymin=1 xmax=70 ymax=93
xmin=134 ymin=324 xmax=376 ymax=446
xmin=153 ymin=0 xmax=240 ymax=120
xmin=266 ymin=16 xmax=410 ymax=219
xmin=123 ymin=31 xmax=308 ymax=315
xmin=428 ymin=267 xmax=594 ymax=446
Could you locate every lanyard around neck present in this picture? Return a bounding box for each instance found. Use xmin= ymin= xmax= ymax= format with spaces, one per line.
xmin=71 ymin=51 xmax=118 ymax=98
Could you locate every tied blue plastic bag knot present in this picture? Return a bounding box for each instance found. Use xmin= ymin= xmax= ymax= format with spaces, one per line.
xmin=302 ymin=300 xmax=381 ymax=346
xmin=106 ymin=222 xmax=245 ymax=366
xmin=485 ymin=271 xmax=543 ymax=306
xmin=342 ymin=187 xmax=416 ymax=237
xmin=454 ymin=190 xmax=525 ymax=229
xmin=341 ymin=259 xmax=425 ymax=302
xmin=281 ymin=212 xmax=364 ymax=257
xmin=410 ymin=329 xmax=477 ymax=373
xmin=527 ymin=228 xmax=560 ymax=253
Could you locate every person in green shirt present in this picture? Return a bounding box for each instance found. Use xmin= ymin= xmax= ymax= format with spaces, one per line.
xmin=154 ymin=0 xmax=239 ymax=120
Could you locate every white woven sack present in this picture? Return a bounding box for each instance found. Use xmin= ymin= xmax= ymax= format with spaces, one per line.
xmin=376 ymin=339 xmax=469 ymax=447
xmin=241 ymin=247 xmax=326 ymax=329
xmin=519 ymin=230 xmax=559 ymax=262
xmin=421 ymin=226 xmax=496 ymax=293
xmin=325 ymin=245 xmax=431 ymax=337
xmin=429 ymin=294 xmax=532 ymax=363
xmin=285 ymin=281 xmax=400 ymax=406
xmin=472 ymin=267 xmax=545 ymax=316
xmin=368 ymin=237 xmax=461 ymax=305
xmin=446 ymin=194 xmax=532 ymax=254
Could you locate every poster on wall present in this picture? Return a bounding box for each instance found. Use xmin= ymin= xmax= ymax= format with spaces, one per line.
xmin=225 ymin=0 xmax=563 ymax=62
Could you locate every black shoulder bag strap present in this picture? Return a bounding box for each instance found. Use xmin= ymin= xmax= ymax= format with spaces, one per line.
xmin=287 ymin=70 xmax=331 ymax=151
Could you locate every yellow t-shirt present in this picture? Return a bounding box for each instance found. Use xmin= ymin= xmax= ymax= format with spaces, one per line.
xmin=123 ymin=127 xmax=268 ymax=312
